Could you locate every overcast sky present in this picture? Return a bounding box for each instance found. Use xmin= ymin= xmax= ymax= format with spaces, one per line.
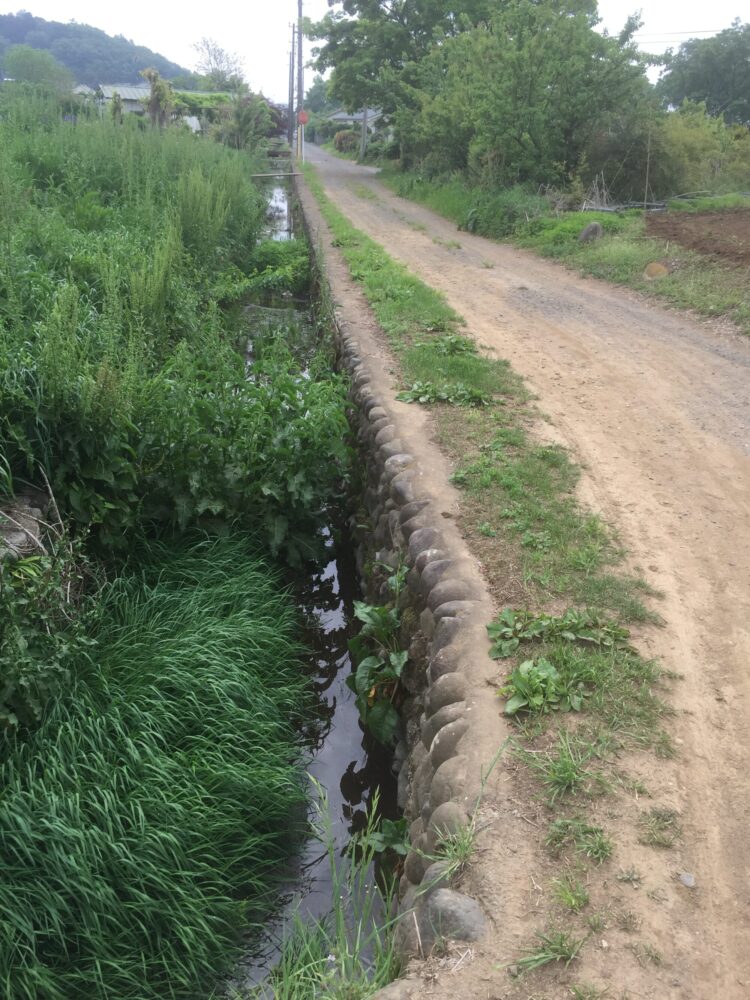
xmin=0 ymin=2 xmax=744 ymax=100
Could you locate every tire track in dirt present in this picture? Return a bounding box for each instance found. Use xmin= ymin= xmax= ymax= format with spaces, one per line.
xmin=307 ymin=145 xmax=750 ymax=998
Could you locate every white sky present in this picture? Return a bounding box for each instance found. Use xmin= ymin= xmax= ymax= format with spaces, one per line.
xmin=0 ymin=2 xmax=744 ymax=101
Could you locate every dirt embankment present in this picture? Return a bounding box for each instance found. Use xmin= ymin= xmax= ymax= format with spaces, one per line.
xmin=646 ymin=207 xmax=750 ymax=268
xmin=305 ymin=144 xmax=750 ymax=999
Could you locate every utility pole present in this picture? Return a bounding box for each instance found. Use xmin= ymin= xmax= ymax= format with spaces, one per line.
xmin=288 ymin=24 xmax=295 ymax=149
xmin=359 ymin=106 xmax=368 ymax=160
xmin=297 ymin=0 xmax=304 ymax=160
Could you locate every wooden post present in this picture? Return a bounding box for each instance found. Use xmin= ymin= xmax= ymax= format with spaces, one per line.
xmin=644 ymin=127 xmax=652 ymax=210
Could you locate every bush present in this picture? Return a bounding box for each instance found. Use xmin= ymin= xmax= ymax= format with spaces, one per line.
xmin=334 ymin=128 xmax=359 ymax=153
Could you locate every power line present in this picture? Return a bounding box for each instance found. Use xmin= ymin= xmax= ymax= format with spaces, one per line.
xmin=633 ymin=30 xmax=727 ymax=37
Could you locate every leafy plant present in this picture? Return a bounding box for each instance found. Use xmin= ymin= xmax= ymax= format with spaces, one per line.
xmin=500 ymin=657 xmax=586 ymax=715
xmin=415 ymin=333 xmax=477 ymax=355
xmin=360 ymin=816 xmax=409 ymax=856
xmin=397 ymin=380 xmax=490 ymax=407
xmin=347 ymin=601 xmax=408 ymax=745
xmin=487 ymin=607 xmax=631 ymax=659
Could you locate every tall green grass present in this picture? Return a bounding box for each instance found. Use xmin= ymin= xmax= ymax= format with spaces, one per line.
xmin=0 ymin=534 xmax=314 ymax=1000
xmin=243 ymin=788 xmax=400 ymax=1000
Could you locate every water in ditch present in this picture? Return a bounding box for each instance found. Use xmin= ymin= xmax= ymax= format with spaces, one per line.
xmin=230 ymin=181 xmax=398 ymax=990
xmin=230 ymin=524 xmax=398 ymax=990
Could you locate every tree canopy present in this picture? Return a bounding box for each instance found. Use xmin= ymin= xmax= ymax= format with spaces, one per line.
xmin=3 ymin=44 xmax=73 ymax=92
xmin=192 ymin=37 xmax=245 ymax=92
xmin=657 ymin=20 xmax=750 ymax=125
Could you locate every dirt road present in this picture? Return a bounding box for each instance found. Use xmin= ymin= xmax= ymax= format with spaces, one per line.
xmin=307 ymin=145 xmax=750 ymax=998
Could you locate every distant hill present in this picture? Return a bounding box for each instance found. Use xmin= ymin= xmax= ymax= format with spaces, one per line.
xmin=0 ymin=11 xmax=193 ymax=86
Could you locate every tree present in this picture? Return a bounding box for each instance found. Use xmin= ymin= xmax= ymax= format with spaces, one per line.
xmin=390 ymin=1 xmax=652 ymax=186
xmin=3 ymin=43 xmax=73 ymax=91
xmin=193 ymin=37 xmax=244 ymax=91
xmin=309 ymin=0 xmax=498 ymax=112
xmin=213 ymin=92 xmax=272 ymax=150
xmin=140 ymin=68 xmax=174 ymax=128
xmin=657 ymin=20 xmax=750 ymax=125
xmin=110 ymin=90 xmax=123 ymax=124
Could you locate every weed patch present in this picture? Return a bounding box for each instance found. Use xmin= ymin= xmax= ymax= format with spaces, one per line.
xmin=0 ymin=535 xmax=314 ymax=999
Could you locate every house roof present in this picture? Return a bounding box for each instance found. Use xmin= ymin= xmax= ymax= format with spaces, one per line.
xmin=100 ymin=85 xmax=150 ymax=101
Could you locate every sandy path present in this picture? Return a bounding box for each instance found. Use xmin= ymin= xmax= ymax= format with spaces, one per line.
xmin=307 ymin=145 xmax=750 ymax=997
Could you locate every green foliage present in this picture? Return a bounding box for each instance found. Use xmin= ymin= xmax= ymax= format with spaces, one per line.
xmin=396 ymin=380 xmax=490 ymax=406
xmin=0 ymin=96 xmax=349 ymax=562
xmin=500 ymin=657 xmax=586 ymax=716
xmin=360 ymin=816 xmax=410 ymax=856
xmin=655 ymin=100 xmax=750 ymax=193
xmin=416 ymin=333 xmax=477 ymax=355
xmin=213 ymin=93 xmax=273 ymax=150
xmin=3 ymin=43 xmax=73 ymax=91
xmin=488 ymin=608 xmax=631 ymax=660
xmin=248 ymin=786 xmax=400 ymax=998
xmin=334 ymin=129 xmax=359 ymax=153
xmin=246 ymin=239 xmax=311 ymax=298
xmin=0 ymin=11 xmax=189 ymax=86
xmin=0 ymin=534 xmax=314 ymax=999
xmin=347 ymin=600 xmax=407 ymax=745
xmin=658 ymin=19 xmax=750 ymax=125
xmin=0 ymin=534 xmax=91 ymax=732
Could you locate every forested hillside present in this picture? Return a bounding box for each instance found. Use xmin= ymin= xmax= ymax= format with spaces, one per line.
xmin=0 ymin=11 xmax=189 ymax=85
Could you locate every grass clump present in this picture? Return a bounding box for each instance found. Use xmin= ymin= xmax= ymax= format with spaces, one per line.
xmin=516 ymin=928 xmax=587 ymax=972
xmin=639 ymin=807 xmax=682 ymax=848
xmin=243 ymin=789 xmax=400 ymax=999
xmin=546 ymin=818 xmax=614 ymax=863
xmin=552 ymin=873 xmax=590 ymax=913
xmin=0 ymin=534 xmax=314 ymax=999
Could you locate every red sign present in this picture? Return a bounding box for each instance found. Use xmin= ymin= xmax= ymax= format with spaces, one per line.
xmin=297 ymin=110 xmax=309 ymax=125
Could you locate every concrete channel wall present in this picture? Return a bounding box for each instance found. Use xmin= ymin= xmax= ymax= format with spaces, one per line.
xmin=295 ymin=175 xmax=511 ymax=993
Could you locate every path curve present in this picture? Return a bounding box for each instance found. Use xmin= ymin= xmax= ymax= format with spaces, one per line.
xmin=307 ymin=145 xmax=750 ymax=998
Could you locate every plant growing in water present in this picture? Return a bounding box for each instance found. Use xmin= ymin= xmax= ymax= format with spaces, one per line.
xmin=348 ymin=601 xmax=408 ymax=745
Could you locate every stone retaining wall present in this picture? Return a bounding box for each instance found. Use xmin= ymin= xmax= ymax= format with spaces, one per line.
xmin=295 ymin=174 xmax=508 ymax=994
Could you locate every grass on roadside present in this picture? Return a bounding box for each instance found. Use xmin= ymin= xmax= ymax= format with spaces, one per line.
xmin=304 ymin=163 xmax=653 ymax=623
xmin=303 ymin=161 xmax=675 ymax=980
xmin=381 ymin=169 xmax=750 ymax=334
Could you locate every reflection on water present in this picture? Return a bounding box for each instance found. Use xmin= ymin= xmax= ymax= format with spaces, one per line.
xmin=231 ymin=529 xmax=397 ymax=990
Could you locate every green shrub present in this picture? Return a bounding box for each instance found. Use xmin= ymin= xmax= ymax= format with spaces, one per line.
xmin=334 ymin=129 xmax=359 ymax=153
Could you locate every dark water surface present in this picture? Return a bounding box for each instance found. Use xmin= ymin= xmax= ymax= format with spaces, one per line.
xmin=232 ymin=529 xmax=397 ymax=989
xmin=231 ymin=182 xmax=396 ymax=990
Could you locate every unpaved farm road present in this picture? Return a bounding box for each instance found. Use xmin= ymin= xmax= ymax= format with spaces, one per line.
xmin=307 ymin=146 xmax=750 ymax=998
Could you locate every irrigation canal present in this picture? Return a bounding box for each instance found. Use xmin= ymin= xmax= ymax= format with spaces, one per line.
xmin=233 ymin=182 xmax=397 ymax=989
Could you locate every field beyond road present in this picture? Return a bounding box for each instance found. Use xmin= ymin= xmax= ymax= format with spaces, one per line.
xmin=306 ymin=143 xmax=750 ymax=998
